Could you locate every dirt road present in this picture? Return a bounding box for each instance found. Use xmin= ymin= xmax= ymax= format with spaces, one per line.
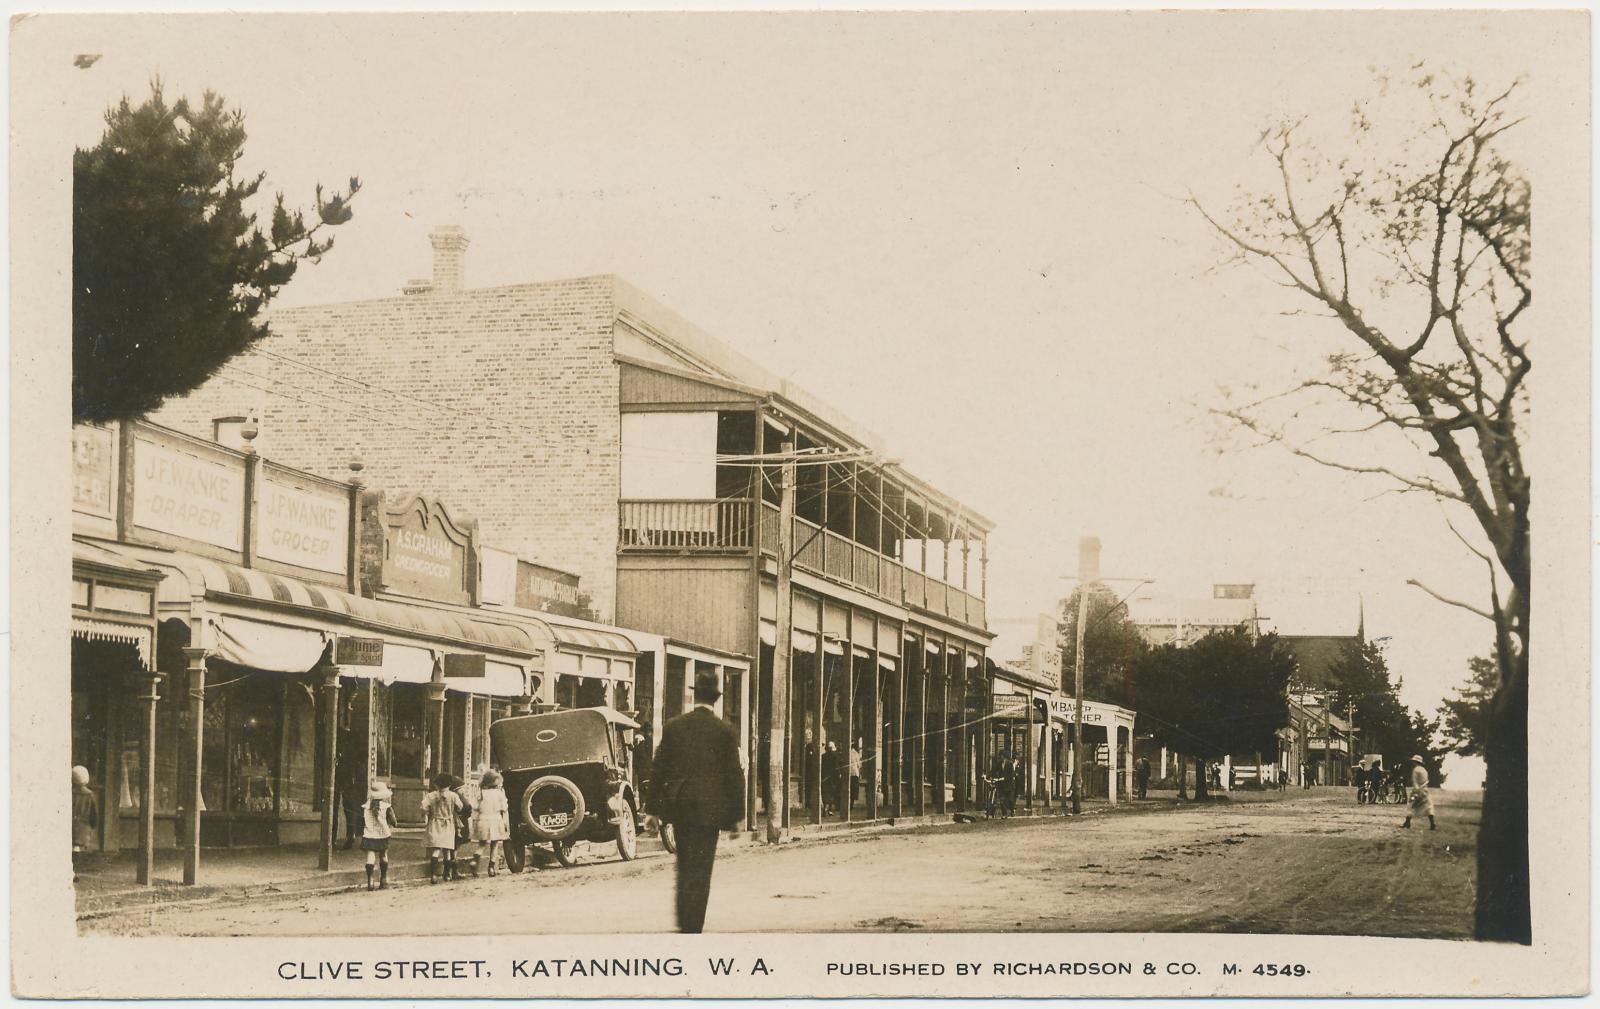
xmin=88 ymin=789 xmax=1477 ymax=937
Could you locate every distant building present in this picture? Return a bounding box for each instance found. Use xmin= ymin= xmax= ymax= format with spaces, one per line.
xmin=1127 ymin=583 xmax=1259 ymax=647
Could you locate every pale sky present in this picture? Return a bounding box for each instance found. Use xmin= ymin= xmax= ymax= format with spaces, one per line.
xmin=47 ymin=11 xmax=1562 ymax=784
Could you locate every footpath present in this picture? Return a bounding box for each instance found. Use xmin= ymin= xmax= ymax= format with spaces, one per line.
xmin=75 ymin=790 xmax=1296 ymax=923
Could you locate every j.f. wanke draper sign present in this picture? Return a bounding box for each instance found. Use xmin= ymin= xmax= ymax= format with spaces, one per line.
xmin=73 ymin=421 xmax=356 ymax=585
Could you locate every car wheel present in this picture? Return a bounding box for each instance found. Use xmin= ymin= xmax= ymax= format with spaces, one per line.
xmin=503 ymin=840 xmax=526 ymax=874
xmin=660 ymin=821 xmax=677 ymax=854
xmin=616 ymin=800 xmax=638 ymax=861
xmin=551 ymin=840 xmax=577 ymax=868
xmin=520 ymin=775 xmax=587 ymax=842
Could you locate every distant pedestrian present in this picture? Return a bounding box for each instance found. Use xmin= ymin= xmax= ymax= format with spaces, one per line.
xmin=1277 ymin=766 xmax=1288 ymax=792
xmin=71 ymin=765 xmax=97 ymax=875
xmin=1134 ymin=756 xmax=1151 ymax=800
xmin=849 ymin=739 xmax=864 ymax=807
xmin=648 ymin=668 xmax=745 ymax=933
xmin=421 ymin=773 xmax=463 ymax=883
xmin=336 ymin=730 xmax=364 ymax=850
xmin=633 ymin=726 xmax=660 ymax=835
xmin=1400 ymin=754 xmax=1436 ymax=831
xmin=361 ymin=780 xmax=398 ymax=891
xmin=998 ymin=750 xmax=1017 ymax=817
xmin=984 ymin=752 xmax=1002 ymax=818
xmin=472 ymin=769 xmax=511 ymax=876
xmin=822 ymin=740 xmax=843 ymax=816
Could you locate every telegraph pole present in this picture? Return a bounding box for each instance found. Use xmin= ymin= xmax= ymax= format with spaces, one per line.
xmin=767 ymin=441 xmax=796 ymax=845
xmin=1060 ymin=540 xmax=1152 ymax=815
xmin=1069 ymin=585 xmax=1090 ymax=814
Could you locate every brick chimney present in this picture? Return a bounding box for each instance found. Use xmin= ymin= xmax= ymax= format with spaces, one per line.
xmin=1077 ymin=535 xmax=1101 ymax=584
xmin=430 ymin=225 xmax=469 ymax=293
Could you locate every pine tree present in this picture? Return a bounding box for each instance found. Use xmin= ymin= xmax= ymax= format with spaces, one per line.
xmin=73 ymin=81 xmax=360 ymax=422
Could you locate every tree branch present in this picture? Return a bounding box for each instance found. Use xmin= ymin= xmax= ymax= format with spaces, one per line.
xmin=1405 ymin=579 xmax=1495 ymax=621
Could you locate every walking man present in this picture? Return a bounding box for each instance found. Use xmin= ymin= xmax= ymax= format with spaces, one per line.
xmin=1400 ymin=754 xmax=1436 ymax=831
xmin=1134 ymin=755 xmax=1151 ymax=800
xmin=649 ymin=669 xmax=746 ymax=933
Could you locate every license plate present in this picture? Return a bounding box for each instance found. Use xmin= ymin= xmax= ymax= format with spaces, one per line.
xmin=538 ymin=813 xmax=570 ymax=829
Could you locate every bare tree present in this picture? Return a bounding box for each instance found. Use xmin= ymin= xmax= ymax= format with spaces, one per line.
xmin=1193 ymin=69 xmax=1530 ymax=943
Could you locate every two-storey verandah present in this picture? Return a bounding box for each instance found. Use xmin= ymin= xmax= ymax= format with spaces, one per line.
xmin=612 ymin=360 xmax=996 ymax=834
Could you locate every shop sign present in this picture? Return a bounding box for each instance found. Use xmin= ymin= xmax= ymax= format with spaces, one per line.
xmin=336 ymin=636 xmax=385 ymax=666
xmin=258 ymin=471 xmax=350 ymax=575
xmin=382 ymin=496 xmax=471 ymax=604
xmin=1045 ymin=695 xmax=1106 ymax=724
xmin=515 ymin=561 xmax=583 ymax=615
xmin=72 ymin=424 xmax=116 ymax=519
xmin=130 ymin=433 xmax=245 ymax=551
xmin=478 ymin=546 xmax=518 ymax=606
xmin=991 ymin=694 xmax=1028 ymax=718
xmin=443 ymin=653 xmax=486 ymax=678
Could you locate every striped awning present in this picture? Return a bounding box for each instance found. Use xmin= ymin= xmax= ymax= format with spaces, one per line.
xmin=547 ymin=622 xmax=636 ymax=656
xmin=100 ymin=543 xmax=536 ymax=658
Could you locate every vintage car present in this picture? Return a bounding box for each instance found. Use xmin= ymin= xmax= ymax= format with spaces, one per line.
xmin=488 ymin=706 xmax=644 ymax=871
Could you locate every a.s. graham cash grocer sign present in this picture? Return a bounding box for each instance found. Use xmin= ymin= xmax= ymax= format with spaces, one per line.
xmin=257 ymin=469 xmax=350 ymax=576
xmin=382 ymin=495 xmax=472 ymax=604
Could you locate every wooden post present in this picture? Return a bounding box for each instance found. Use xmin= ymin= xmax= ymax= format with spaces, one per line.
xmin=318 ymin=665 xmax=342 ymax=870
xmin=842 ymin=642 xmax=855 ymax=822
xmin=1070 ymin=585 xmax=1089 ymax=815
xmin=766 ymin=442 xmax=795 ymax=845
xmin=868 ymin=634 xmax=881 ymax=822
xmin=181 ymin=645 xmax=207 ymax=885
xmin=747 ymin=410 xmax=764 ymax=830
xmin=890 ymin=646 xmax=904 ymax=820
xmin=811 ymin=606 xmax=824 ymax=826
xmin=1024 ymin=689 xmax=1036 ymax=810
xmin=135 ymin=670 xmax=163 ymax=885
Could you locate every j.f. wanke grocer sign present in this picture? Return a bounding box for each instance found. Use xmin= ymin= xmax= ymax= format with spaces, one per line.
xmin=257 ymin=469 xmax=350 ymax=576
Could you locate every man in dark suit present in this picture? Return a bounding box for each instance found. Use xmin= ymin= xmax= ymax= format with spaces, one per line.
xmin=648 ymin=669 xmax=745 ymax=933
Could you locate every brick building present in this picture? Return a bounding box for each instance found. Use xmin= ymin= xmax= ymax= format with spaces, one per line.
xmin=153 ymin=227 xmax=997 ymax=833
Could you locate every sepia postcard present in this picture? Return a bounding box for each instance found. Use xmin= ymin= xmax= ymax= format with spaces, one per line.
xmin=10 ymin=8 xmax=1591 ymax=999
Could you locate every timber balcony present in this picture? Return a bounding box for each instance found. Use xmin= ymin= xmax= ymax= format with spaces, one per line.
xmin=618 ymin=498 xmax=987 ymax=628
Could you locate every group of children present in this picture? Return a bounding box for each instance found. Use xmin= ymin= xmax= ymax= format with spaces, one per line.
xmin=69 ymin=762 xmax=514 ymax=892
xmin=359 ymin=769 xmax=512 ymax=890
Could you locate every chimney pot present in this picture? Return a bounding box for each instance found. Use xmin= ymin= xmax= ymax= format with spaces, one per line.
xmin=429 ymin=225 xmax=469 ymax=293
xmin=1077 ymin=536 xmax=1102 ymax=584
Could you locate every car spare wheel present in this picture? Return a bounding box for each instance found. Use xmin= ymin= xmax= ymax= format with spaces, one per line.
xmin=521 ymin=775 xmax=587 ymax=842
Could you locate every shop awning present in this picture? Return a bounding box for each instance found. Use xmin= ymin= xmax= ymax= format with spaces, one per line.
xmin=70 ymin=615 xmax=154 ymax=668
xmin=548 ymin=623 xmax=636 ymax=656
xmin=99 ymin=542 xmax=538 ymax=658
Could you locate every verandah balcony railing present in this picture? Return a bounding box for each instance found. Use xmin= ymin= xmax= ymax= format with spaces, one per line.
xmin=619 ymin=499 xmax=754 ymax=551
xmin=625 ymin=497 xmax=987 ymax=628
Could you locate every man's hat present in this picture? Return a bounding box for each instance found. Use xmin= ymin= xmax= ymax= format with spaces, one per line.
xmin=1410 ymin=754 xmax=1425 ymax=764
xmin=693 ymin=667 xmax=722 ymax=701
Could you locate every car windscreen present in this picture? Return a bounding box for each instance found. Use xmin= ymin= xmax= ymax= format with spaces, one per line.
xmin=491 ymin=710 xmax=611 ymax=769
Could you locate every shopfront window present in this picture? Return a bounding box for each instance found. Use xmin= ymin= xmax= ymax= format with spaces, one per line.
xmin=444 ymin=694 xmax=468 ymax=778
xmin=390 ymin=684 xmax=426 ymax=781
xmin=471 ymin=696 xmax=490 ymax=772
xmin=228 ymin=676 xmax=280 ymax=814
xmin=280 ymin=681 xmax=317 ymax=814
xmin=116 ymin=673 xmax=181 ymax=815
xmin=372 ymin=682 xmax=392 ymax=779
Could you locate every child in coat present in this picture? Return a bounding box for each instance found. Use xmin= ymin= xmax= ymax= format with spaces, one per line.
xmin=421 ymin=773 xmax=463 ymax=883
xmin=71 ymin=765 xmax=98 ymax=877
xmin=472 ymin=769 xmax=512 ymax=877
xmin=450 ymin=774 xmax=478 ymax=877
xmin=361 ymin=780 xmax=399 ymax=890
